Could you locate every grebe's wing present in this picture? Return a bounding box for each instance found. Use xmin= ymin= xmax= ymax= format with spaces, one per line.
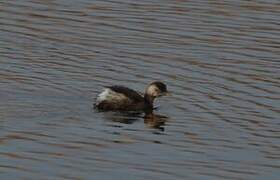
xmin=106 ymin=86 xmax=143 ymax=102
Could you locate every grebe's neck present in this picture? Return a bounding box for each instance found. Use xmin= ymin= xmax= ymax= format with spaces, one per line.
xmin=144 ymin=94 xmax=154 ymax=109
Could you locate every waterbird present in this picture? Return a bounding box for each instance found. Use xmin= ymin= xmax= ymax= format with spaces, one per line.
xmin=94 ymin=81 xmax=169 ymax=112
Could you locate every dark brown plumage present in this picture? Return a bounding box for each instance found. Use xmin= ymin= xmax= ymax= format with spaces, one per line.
xmin=94 ymin=81 xmax=168 ymax=112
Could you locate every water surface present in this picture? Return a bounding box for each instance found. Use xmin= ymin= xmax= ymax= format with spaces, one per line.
xmin=1 ymin=0 xmax=280 ymax=179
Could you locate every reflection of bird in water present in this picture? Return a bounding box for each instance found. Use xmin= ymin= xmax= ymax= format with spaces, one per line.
xmin=105 ymin=111 xmax=143 ymax=124
xmin=144 ymin=113 xmax=168 ymax=131
xmin=103 ymin=111 xmax=168 ymax=131
xmin=94 ymin=81 xmax=169 ymax=112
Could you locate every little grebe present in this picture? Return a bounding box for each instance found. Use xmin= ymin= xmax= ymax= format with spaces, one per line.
xmin=94 ymin=81 xmax=169 ymax=111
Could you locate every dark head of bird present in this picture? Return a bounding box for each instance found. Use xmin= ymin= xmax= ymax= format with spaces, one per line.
xmin=144 ymin=81 xmax=169 ymax=109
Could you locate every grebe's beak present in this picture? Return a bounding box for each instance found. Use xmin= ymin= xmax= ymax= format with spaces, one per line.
xmin=161 ymin=91 xmax=171 ymax=96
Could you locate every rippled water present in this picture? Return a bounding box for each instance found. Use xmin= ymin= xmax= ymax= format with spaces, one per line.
xmin=1 ymin=0 xmax=280 ymax=179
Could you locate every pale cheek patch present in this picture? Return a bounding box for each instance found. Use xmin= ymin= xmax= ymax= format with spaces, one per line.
xmin=146 ymin=85 xmax=159 ymax=97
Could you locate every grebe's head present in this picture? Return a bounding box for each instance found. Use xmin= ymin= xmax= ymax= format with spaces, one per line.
xmin=145 ymin=81 xmax=169 ymax=98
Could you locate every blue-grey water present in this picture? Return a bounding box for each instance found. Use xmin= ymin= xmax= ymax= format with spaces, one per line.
xmin=1 ymin=0 xmax=280 ymax=179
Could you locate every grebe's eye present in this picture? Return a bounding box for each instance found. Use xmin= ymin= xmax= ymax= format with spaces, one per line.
xmin=156 ymin=89 xmax=162 ymax=95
